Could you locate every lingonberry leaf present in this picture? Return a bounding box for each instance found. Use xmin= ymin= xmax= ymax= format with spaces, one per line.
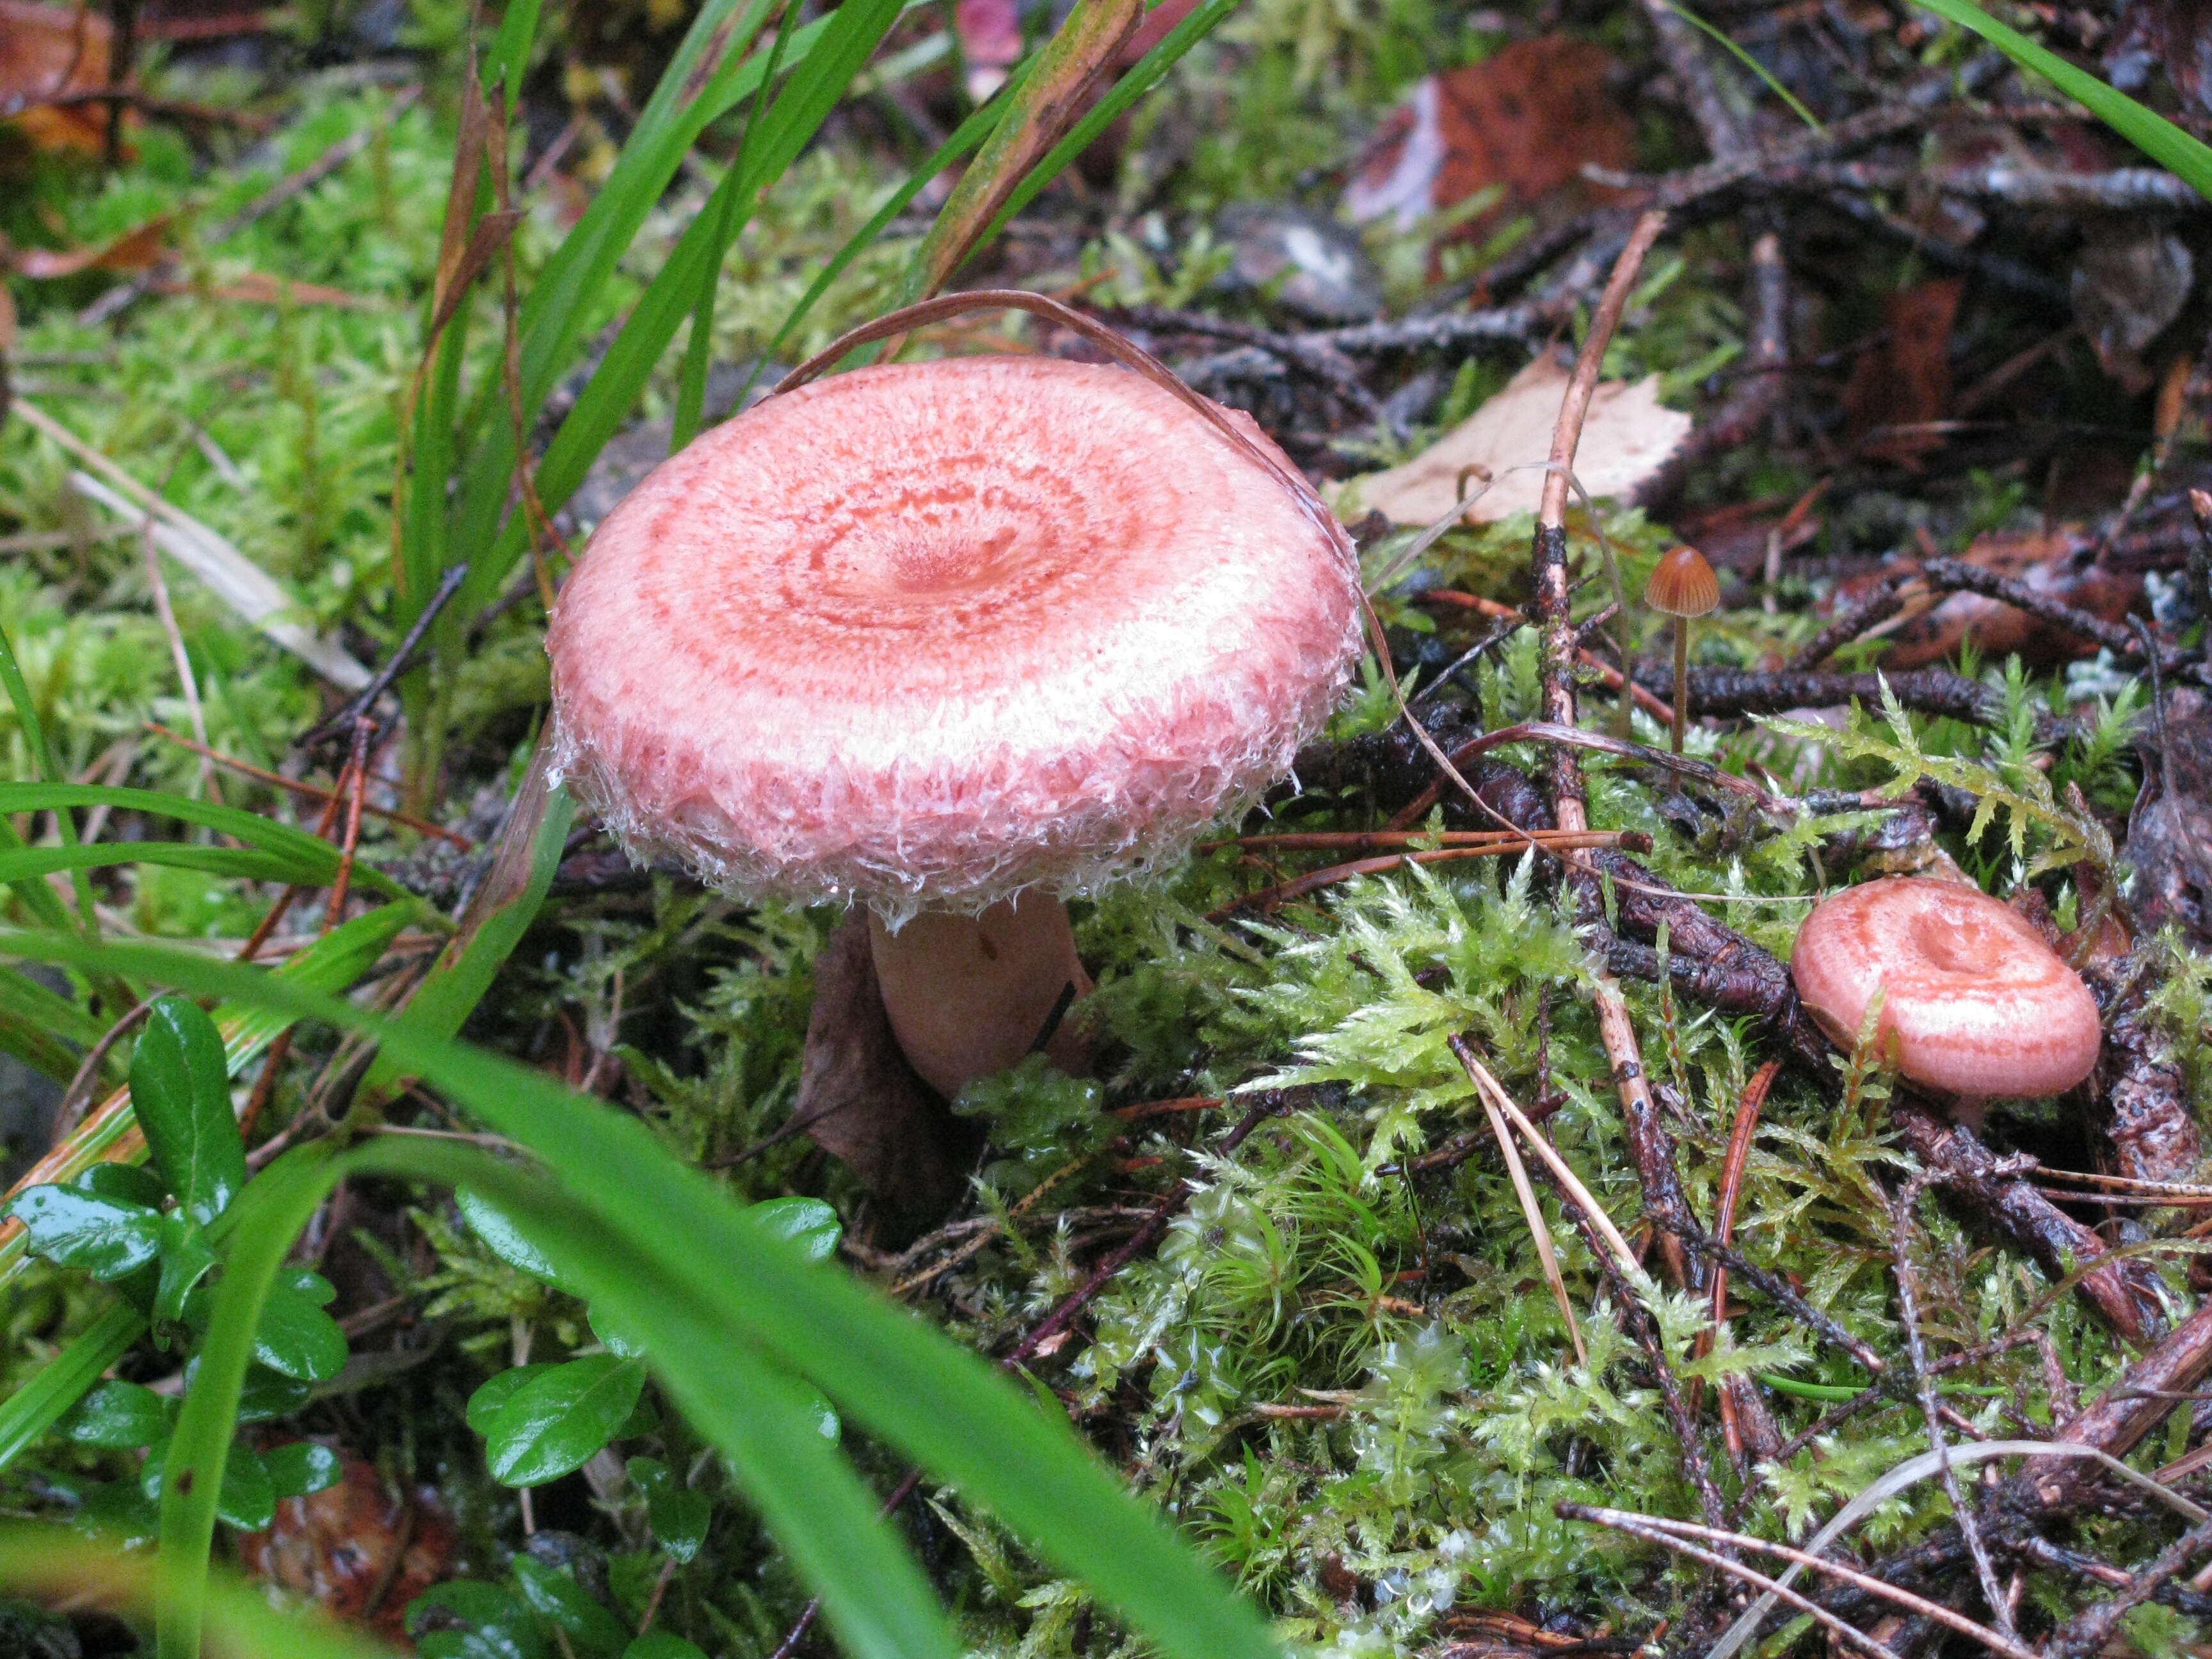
xmin=479 ymin=1356 xmax=647 ymax=1488
xmin=131 ymin=995 xmax=246 ymax=1226
xmin=1 ymin=1186 xmax=161 ymax=1279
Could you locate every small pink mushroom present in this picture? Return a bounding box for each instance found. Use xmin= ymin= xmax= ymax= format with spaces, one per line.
xmin=547 ymin=355 xmax=1362 ymax=1099
xmin=1790 ymin=877 xmax=2102 ymax=1102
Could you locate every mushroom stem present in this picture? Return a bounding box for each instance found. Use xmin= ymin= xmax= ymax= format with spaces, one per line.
xmin=867 ymin=895 xmax=1094 ymax=1100
xmin=1671 ymin=621 xmax=1691 ymax=755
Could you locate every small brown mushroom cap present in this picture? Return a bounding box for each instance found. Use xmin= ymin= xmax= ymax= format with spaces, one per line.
xmin=1644 ymin=544 xmax=1720 ymax=618
xmin=1790 ymin=878 xmax=2102 ymax=1098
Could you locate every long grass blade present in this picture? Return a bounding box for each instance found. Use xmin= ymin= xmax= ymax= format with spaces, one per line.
xmin=0 ymin=1525 xmax=393 ymax=1659
xmin=0 ymin=621 xmax=98 ymax=936
xmin=0 ymin=932 xmax=1281 ymax=1659
xmin=0 ymin=1304 xmax=145 ymax=1471
xmin=465 ymin=0 xmax=913 ymax=607
xmin=1912 ymin=0 xmax=2212 ymax=198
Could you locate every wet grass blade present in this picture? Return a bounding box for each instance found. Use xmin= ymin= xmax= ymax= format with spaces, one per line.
xmin=469 ymin=0 xmax=913 ymax=601
xmin=0 ymin=1525 xmax=392 ymax=1659
xmin=1913 ymin=0 xmax=2212 ymax=198
xmin=0 ymin=963 xmax=107 ymax=1082
xmin=904 ymin=0 xmax=1141 ymax=300
xmin=0 ymin=1304 xmax=145 ymax=1471
xmin=3 ymin=931 xmax=1282 ymax=1659
xmin=0 ymin=621 xmax=97 ymax=936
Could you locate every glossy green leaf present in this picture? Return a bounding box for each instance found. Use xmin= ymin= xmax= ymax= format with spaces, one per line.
xmin=627 ymin=1457 xmax=709 ymax=1564
xmin=74 ymin=1480 xmax=161 ymax=1546
xmin=232 ymin=1364 xmax=312 ymax=1424
xmin=481 ymin=1356 xmax=647 ymax=1487
xmin=750 ymin=1196 xmax=840 ymax=1261
xmin=153 ymin=1214 xmax=218 ymax=1326
xmin=132 ymin=997 xmax=246 ymax=1227
xmin=61 ymin=1381 xmax=173 ymax=1449
xmin=459 ymin=1186 xmax=583 ymax=1293
xmin=249 ymin=1283 xmax=349 ymax=1382
xmin=511 ymin=1554 xmax=630 ymax=1658
xmin=1 ymin=1187 xmax=161 ymax=1279
xmin=143 ymin=1438 xmax=275 ymax=1533
xmin=412 ymin=1579 xmax=550 ymax=1659
xmin=466 ymin=1365 xmax=554 ymax=1436
xmin=265 ymin=1441 xmax=343 ymax=1500
xmin=70 ymin=1163 xmax=166 ymax=1208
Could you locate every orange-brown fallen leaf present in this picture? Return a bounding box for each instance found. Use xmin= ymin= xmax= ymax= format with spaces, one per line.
xmin=1345 ymin=36 xmax=1634 ymax=239
xmin=0 ymin=0 xmax=116 ymax=153
xmin=1830 ymin=527 xmax=2142 ymax=670
xmin=234 ymin=1450 xmax=459 ymax=1642
xmin=147 ymin=271 xmax=380 ymax=308
xmin=13 ymin=214 xmax=170 ymax=277
xmin=1843 ymin=278 xmax=1962 ymax=466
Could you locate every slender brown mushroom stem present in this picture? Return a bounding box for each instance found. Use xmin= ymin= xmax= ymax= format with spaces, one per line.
xmin=868 ymin=895 xmax=1094 ymax=1100
xmin=1672 ymin=624 xmax=1690 ymax=755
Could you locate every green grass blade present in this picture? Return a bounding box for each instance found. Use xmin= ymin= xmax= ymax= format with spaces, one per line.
xmin=975 ymin=0 xmax=1240 ymax=257
xmin=0 ymin=1526 xmax=394 ymax=1659
xmin=0 ymin=783 xmax=355 ymax=869
xmin=351 ymin=1143 xmax=963 ymax=1659
xmin=467 ymin=0 xmax=914 ymax=603
xmin=0 ymin=621 xmax=97 ymax=936
xmin=156 ymin=1148 xmax=337 ymax=1659
xmin=0 ymin=1304 xmax=145 ymax=1471
xmin=672 ymin=0 xmax=807 ymax=453
xmin=483 ymin=0 xmax=544 ymax=111
xmin=1912 ymin=0 xmax=2212 ymax=196
xmin=0 ymin=963 xmax=104 ymax=1052
xmin=0 ymin=843 xmax=329 ymax=889
xmin=0 ymin=933 xmax=1281 ymax=1659
xmin=447 ymin=0 xmax=785 ymax=611
xmin=744 ymin=63 xmax=1030 ymax=396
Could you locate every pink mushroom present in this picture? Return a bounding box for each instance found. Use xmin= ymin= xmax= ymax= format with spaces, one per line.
xmin=546 ymin=355 xmax=1362 ymax=1099
xmin=1790 ymin=877 xmax=2102 ymax=1103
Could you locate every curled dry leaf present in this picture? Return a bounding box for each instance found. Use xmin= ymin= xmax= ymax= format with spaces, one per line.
xmin=1826 ymin=527 xmax=2142 ymax=670
xmin=234 ymin=1452 xmax=459 ymax=1640
xmin=0 ymin=0 xmax=115 ymax=154
xmin=13 ymin=216 xmax=171 ymax=279
xmin=1344 ymin=36 xmax=1634 ymax=238
xmin=1345 ymin=354 xmax=1691 ymax=525
xmin=2072 ymin=228 xmax=2195 ymax=392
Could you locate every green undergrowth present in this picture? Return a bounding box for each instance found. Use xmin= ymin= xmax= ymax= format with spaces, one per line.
xmin=3 ymin=6 xmax=2211 ymax=1656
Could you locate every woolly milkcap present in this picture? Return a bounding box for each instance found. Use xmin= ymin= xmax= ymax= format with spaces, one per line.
xmin=1644 ymin=544 xmax=1719 ymax=618
xmin=1790 ymin=878 xmax=2102 ymax=1097
xmin=546 ymin=355 xmax=1364 ymax=922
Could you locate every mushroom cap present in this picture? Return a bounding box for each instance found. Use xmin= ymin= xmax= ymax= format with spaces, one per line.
xmin=546 ymin=355 xmax=1363 ymax=920
xmin=1644 ymin=544 xmax=1720 ymax=618
xmin=1789 ymin=878 xmax=2102 ymax=1098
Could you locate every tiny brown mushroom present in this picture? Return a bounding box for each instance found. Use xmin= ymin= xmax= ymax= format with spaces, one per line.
xmin=1644 ymin=543 xmax=1718 ymax=755
xmin=1790 ymin=878 xmax=2103 ymax=1112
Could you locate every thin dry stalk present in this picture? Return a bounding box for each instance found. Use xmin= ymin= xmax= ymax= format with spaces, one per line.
xmin=1523 ymin=210 xmax=1693 ymax=1290
xmin=1209 ymin=833 xmax=1645 ymax=920
xmin=139 ymin=519 xmax=217 ymax=801
xmin=1706 ymin=1058 xmax=1781 ymax=1454
xmin=1891 ymin=1167 xmax=2014 ymax=1638
xmin=145 ymin=723 xmax=469 ymax=846
xmin=1564 ymin=1506 xmax=2040 ymax=1659
xmin=1475 ymin=1074 xmax=1587 ymax=1366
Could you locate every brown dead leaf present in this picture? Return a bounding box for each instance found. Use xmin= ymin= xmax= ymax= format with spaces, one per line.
xmin=145 ymin=271 xmax=379 ymax=308
xmin=1347 ymin=354 xmax=1691 ymax=525
xmin=13 ymin=214 xmax=170 ymax=277
xmin=2073 ymin=228 xmax=2194 ymax=393
xmin=234 ymin=1451 xmax=458 ymax=1641
xmin=1345 ymin=36 xmax=1635 ymax=239
xmin=1843 ymin=278 xmax=1962 ymax=466
xmin=792 ymin=915 xmax=982 ymax=1237
xmin=0 ymin=0 xmax=115 ymax=152
xmin=1830 ymin=527 xmax=2142 ymax=670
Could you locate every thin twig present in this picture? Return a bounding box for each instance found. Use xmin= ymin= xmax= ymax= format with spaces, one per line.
xmin=144 ymin=723 xmax=469 ymax=846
